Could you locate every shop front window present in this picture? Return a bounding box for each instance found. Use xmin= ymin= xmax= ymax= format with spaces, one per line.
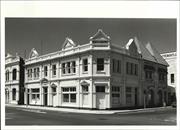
xmin=62 ymin=87 xmax=76 ymax=103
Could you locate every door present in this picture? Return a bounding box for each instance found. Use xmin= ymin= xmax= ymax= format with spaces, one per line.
xmin=27 ymin=94 xmax=29 ymax=105
xmin=135 ymin=88 xmax=138 ymax=106
xmin=52 ymin=95 xmax=55 ymax=107
xmin=96 ymin=86 xmax=106 ymax=109
xmin=96 ymin=93 xmax=106 ymax=109
xmin=148 ymin=89 xmax=154 ymax=107
xmin=5 ymin=90 xmax=9 ymax=104
xmin=158 ymin=90 xmax=163 ymax=106
xmin=82 ymin=94 xmax=88 ymax=106
xmin=51 ymin=87 xmax=56 ymax=107
xmin=43 ymin=87 xmax=48 ymax=106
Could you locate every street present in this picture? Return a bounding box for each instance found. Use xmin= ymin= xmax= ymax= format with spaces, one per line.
xmin=6 ymin=106 xmax=176 ymax=125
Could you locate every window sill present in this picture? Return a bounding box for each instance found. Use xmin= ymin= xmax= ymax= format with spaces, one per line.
xmin=52 ymin=75 xmax=57 ymax=78
xmin=33 ymin=77 xmax=39 ymax=80
xmin=62 ymin=73 xmax=76 ymax=76
xmin=82 ymin=71 xmax=88 ymax=74
xmin=62 ymin=102 xmax=77 ymax=104
xmin=96 ymin=71 xmax=106 ymax=74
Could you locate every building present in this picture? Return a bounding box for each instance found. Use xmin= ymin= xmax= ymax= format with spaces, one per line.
xmin=5 ymin=53 xmax=25 ymax=104
xmin=161 ymin=52 xmax=176 ymax=103
xmin=24 ymin=29 xmax=169 ymax=109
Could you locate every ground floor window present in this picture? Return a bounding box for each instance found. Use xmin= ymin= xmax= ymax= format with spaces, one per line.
xmin=63 ymin=94 xmax=69 ymax=102
xmin=70 ymin=94 xmax=76 ymax=102
xmin=112 ymin=93 xmax=120 ymax=104
xmin=62 ymin=87 xmax=76 ymax=103
xmin=31 ymin=88 xmax=40 ymax=101
xmin=126 ymin=87 xmax=132 ymax=104
xmin=96 ymin=86 xmax=105 ymax=92
xmin=112 ymin=86 xmax=121 ymax=104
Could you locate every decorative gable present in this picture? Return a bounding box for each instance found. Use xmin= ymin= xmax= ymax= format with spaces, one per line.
xmin=62 ymin=37 xmax=77 ymax=50
xmin=125 ymin=37 xmax=141 ymax=57
xmin=29 ymin=48 xmax=39 ymax=59
xmin=89 ymin=29 xmax=110 ymax=43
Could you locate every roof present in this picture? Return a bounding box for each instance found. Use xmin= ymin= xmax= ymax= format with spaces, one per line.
xmin=127 ymin=37 xmax=168 ymax=66
xmin=145 ymin=42 xmax=169 ymax=66
xmin=128 ymin=37 xmax=157 ymax=62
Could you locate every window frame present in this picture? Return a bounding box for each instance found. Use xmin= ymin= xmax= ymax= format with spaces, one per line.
xmin=82 ymin=58 xmax=88 ymax=72
xmin=96 ymin=86 xmax=105 ymax=93
xmin=52 ymin=64 xmax=57 ymax=76
xmin=12 ymin=68 xmax=17 ymax=80
xmin=97 ymin=58 xmax=104 ymax=71
xmin=44 ymin=66 xmax=48 ymax=77
xmin=171 ymin=73 xmax=175 ymax=83
xmin=62 ymin=87 xmax=77 ymax=103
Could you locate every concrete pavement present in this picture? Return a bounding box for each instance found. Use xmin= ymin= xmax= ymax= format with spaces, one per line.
xmin=5 ymin=104 xmax=173 ymax=114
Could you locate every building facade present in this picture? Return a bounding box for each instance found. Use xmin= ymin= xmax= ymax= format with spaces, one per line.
xmin=161 ymin=52 xmax=176 ymax=103
xmin=5 ymin=53 xmax=25 ymax=104
xmin=24 ymin=29 xmax=169 ymax=109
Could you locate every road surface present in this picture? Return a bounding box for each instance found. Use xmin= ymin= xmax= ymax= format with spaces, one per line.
xmin=5 ymin=106 xmax=176 ymax=125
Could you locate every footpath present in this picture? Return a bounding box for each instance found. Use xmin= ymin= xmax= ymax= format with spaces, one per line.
xmin=6 ymin=104 xmax=173 ymax=115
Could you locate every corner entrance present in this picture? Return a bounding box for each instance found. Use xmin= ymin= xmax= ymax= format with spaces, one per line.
xmin=96 ymin=86 xmax=106 ymax=109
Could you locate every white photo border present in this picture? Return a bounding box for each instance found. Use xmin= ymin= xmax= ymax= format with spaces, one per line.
xmin=1 ymin=1 xmax=180 ymax=130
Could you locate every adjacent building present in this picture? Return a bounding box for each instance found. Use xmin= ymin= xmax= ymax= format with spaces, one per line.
xmin=5 ymin=53 xmax=25 ymax=104
xmin=23 ymin=29 xmax=170 ymax=109
xmin=161 ymin=52 xmax=177 ymax=102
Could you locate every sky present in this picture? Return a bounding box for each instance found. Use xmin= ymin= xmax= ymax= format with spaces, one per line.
xmin=5 ymin=18 xmax=176 ymax=59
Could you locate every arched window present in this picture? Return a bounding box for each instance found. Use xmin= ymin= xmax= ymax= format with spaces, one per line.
xmin=12 ymin=69 xmax=17 ymax=80
xmin=6 ymin=70 xmax=9 ymax=81
xmin=12 ymin=88 xmax=16 ymax=100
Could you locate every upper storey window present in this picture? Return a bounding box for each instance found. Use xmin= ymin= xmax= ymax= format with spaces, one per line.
xmin=71 ymin=61 xmax=76 ymax=73
xmin=34 ymin=68 xmax=37 ymax=78
xmin=126 ymin=62 xmax=138 ymax=76
xmin=44 ymin=66 xmax=48 ymax=77
xmin=33 ymin=67 xmax=40 ymax=79
xmin=159 ymin=73 xmax=165 ymax=81
xmin=5 ymin=70 xmax=9 ymax=81
xmin=62 ymin=63 xmax=66 ymax=74
xmin=171 ymin=73 xmax=175 ymax=83
xmin=27 ymin=69 xmax=33 ymax=79
xmin=12 ymin=69 xmax=17 ymax=80
xmin=145 ymin=71 xmax=153 ymax=79
xmin=67 ymin=62 xmax=71 ymax=73
xmin=62 ymin=61 xmax=76 ymax=75
xmin=52 ymin=64 xmax=57 ymax=76
xmin=97 ymin=58 xmax=104 ymax=71
xmin=158 ymin=68 xmax=167 ymax=81
xmin=83 ymin=58 xmax=88 ymax=72
xmin=112 ymin=59 xmax=121 ymax=73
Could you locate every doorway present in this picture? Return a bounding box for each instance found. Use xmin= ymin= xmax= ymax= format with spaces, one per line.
xmin=96 ymin=86 xmax=106 ymax=109
xmin=135 ymin=88 xmax=138 ymax=106
xmin=43 ymin=87 xmax=48 ymax=106
xmin=5 ymin=90 xmax=9 ymax=104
